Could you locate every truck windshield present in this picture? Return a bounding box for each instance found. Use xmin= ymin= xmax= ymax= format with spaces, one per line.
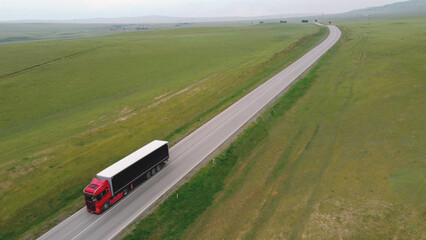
xmin=84 ymin=193 xmax=99 ymax=202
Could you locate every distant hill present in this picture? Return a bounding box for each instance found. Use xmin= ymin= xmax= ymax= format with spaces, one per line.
xmin=343 ymin=0 xmax=426 ymax=18
xmin=287 ymin=0 xmax=426 ymax=23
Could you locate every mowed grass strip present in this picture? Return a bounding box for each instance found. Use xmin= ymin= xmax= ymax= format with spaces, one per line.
xmin=177 ymin=18 xmax=424 ymax=239
xmin=0 ymin=24 xmax=327 ymax=239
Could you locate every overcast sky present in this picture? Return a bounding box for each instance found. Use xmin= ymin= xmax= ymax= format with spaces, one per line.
xmin=1 ymin=0 xmax=407 ymax=21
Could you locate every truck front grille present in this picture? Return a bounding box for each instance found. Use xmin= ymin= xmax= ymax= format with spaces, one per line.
xmin=86 ymin=201 xmax=96 ymax=211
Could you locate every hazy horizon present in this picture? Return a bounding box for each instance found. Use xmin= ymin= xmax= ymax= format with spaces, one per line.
xmin=1 ymin=0 xmax=408 ymax=21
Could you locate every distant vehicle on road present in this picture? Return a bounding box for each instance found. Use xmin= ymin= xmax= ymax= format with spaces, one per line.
xmin=83 ymin=140 xmax=169 ymax=214
xmin=301 ymin=20 xmax=309 ymax=23
xmin=280 ymin=20 xmax=287 ymax=23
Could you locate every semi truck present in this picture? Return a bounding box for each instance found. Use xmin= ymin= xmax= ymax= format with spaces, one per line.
xmin=83 ymin=140 xmax=169 ymax=214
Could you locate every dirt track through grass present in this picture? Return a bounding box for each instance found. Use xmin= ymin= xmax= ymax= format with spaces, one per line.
xmin=0 ymin=46 xmax=106 ymax=79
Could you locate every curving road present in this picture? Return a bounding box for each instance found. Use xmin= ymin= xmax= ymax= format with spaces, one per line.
xmin=38 ymin=24 xmax=341 ymax=240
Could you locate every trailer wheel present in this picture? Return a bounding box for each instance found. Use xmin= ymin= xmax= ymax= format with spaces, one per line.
xmin=146 ymin=171 xmax=151 ymax=179
xmin=123 ymin=188 xmax=128 ymax=196
xmin=156 ymin=165 xmax=161 ymax=172
xmin=151 ymin=168 xmax=156 ymax=175
xmin=103 ymin=201 xmax=110 ymax=211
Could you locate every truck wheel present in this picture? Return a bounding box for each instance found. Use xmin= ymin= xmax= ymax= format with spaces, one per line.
xmin=103 ymin=201 xmax=110 ymax=211
xmin=123 ymin=188 xmax=129 ymax=196
xmin=146 ymin=171 xmax=151 ymax=179
xmin=151 ymin=168 xmax=156 ymax=175
xmin=156 ymin=165 xmax=161 ymax=172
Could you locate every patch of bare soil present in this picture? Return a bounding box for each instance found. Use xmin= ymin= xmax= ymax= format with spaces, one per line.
xmin=301 ymin=197 xmax=413 ymax=239
xmin=0 ymin=155 xmax=55 ymax=194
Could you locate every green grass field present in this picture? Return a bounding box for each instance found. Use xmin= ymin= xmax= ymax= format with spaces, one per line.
xmin=0 ymin=23 xmax=326 ymax=239
xmin=124 ymin=17 xmax=425 ymax=239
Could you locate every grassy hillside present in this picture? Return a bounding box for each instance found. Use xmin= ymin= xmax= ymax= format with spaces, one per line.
xmin=300 ymin=0 xmax=426 ymax=22
xmin=0 ymin=23 xmax=326 ymax=239
xmin=124 ymin=17 xmax=425 ymax=239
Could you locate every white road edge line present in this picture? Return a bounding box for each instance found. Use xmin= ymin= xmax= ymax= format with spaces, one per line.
xmin=38 ymin=24 xmax=341 ymax=240
xmin=107 ymin=24 xmax=341 ymax=240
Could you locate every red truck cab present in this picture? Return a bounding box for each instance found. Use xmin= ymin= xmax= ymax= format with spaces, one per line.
xmin=82 ymin=140 xmax=169 ymax=214
xmin=83 ymin=178 xmax=123 ymax=214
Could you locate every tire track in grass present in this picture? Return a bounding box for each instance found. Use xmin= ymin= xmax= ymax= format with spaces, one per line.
xmin=243 ymin=57 xmax=334 ymax=240
xmin=289 ymin=36 xmax=363 ymax=240
xmin=244 ymin=122 xmax=321 ymax=240
xmin=242 ymin=66 xmax=325 ymax=239
xmin=244 ymin=31 xmax=350 ymax=239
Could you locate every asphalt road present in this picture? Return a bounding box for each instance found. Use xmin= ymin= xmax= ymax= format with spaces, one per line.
xmin=38 ymin=24 xmax=341 ymax=240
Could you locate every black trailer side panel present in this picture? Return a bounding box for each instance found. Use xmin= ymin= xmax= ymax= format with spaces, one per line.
xmin=112 ymin=144 xmax=169 ymax=195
